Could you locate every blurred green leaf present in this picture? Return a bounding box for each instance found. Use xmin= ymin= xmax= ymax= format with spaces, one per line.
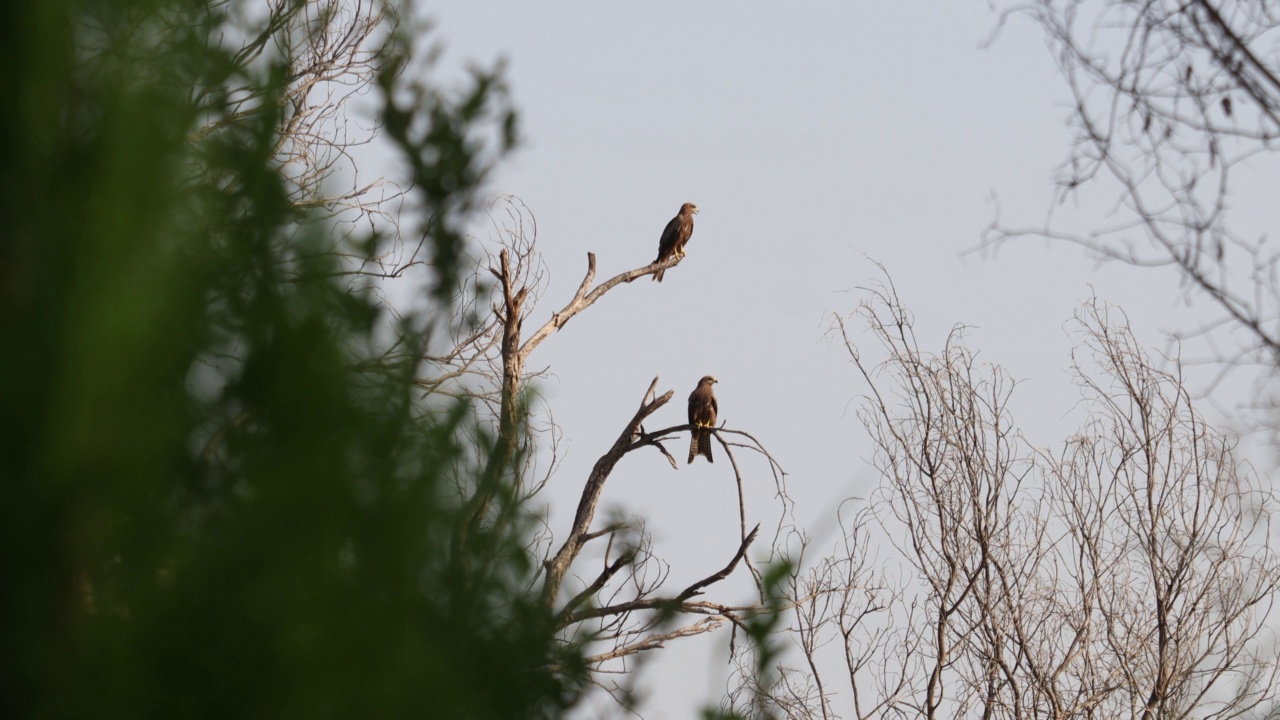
xmin=0 ymin=1 xmax=579 ymax=717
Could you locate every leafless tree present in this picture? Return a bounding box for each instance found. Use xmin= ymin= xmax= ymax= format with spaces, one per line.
xmin=440 ymin=201 xmax=794 ymax=707
xmin=182 ymin=0 xmax=494 ymax=291
xmin=727 ymin=274 xmax=1280 ymax=719
xmin=363 ymin=186 xmax=792 ymax=706
xmin=197 ymin=0 xmax=400 ymax=221
xmin=984 ymin=0 xmax=1280 ymax=433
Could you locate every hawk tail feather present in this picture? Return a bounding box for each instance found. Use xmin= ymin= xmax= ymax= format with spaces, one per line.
xmin=653 ymin=267 xmax=665 ymax=282
xmin=687 ymin=427 xmax=714 ymax=464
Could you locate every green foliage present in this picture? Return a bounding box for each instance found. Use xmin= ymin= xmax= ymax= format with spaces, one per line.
xmin=0 ymin=1 xmax=580 ymax=717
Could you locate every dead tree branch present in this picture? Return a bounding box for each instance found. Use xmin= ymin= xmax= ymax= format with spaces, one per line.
xmin=985 ymin=0 xmax=1280 ymax=436
xmin=519 ymin=253 xmax=678 ymax=362
xmin=542 ymin=378 xmax=673 ymax=607
xmin=563 ymin=526 xmax=760 ymax=626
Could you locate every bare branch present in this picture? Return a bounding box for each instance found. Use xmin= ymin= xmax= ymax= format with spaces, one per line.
xmin=519 ymin=255 xmax=678 ymax=361
xmin=584 ymin=617 xmax=725 ymax=666
xmin=985 ymin=0 xmax=1280 ymax=438
xmin=566 ymin=526 xmax=760 ymax=624
xmin=543 ymin=378 xmax=674 ymax=607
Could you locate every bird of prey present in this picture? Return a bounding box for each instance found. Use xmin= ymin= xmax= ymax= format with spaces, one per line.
xmin=653 ymin=202 xmax=698 ymax=282
xmin=687 ymin=375 xmax=718 ymax=463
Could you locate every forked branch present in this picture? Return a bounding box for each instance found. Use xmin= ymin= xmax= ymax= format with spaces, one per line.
xmin=564 ymin=525 xmax=760 ymax=624
xmin=542 ymin=377 xmax=673 ymax=606
xmin=519 ymin=253 xmax=679 ymax=361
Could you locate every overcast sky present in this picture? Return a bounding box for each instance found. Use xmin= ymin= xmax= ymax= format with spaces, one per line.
xmin=406 ymin=3 xmax=1264 ymax=716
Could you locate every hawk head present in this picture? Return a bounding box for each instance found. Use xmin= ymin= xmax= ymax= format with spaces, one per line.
xmin=698 ymin=375 xmax=717 ymax=386
xmin=680 ymin=202 xmax=699 ymax=216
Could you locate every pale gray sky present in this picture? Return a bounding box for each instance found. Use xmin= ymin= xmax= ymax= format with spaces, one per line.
xmin=409 ymin=3 xmax=1261 ymax=716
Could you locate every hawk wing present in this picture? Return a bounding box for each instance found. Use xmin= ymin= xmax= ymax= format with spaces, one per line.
xmin=654 ymin=204 xmax=696 ymax=282
xmin=671 ymin=215 xmax=693 ymax=258
xmin=653 ymin=215 xmax=683 ymax=283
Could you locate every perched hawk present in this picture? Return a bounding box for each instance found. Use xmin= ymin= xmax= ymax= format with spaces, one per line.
xmin=687 ymin=375 xmax=719 ymax=463
xmin=653 ymin=202 xmax=698 ymax=282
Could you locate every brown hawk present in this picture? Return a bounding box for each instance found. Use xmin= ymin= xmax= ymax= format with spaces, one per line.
xmin=687 ymin=375 xmax=718 ymax=463
xmin=653 ymin=202 xmax=698 ymax=282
